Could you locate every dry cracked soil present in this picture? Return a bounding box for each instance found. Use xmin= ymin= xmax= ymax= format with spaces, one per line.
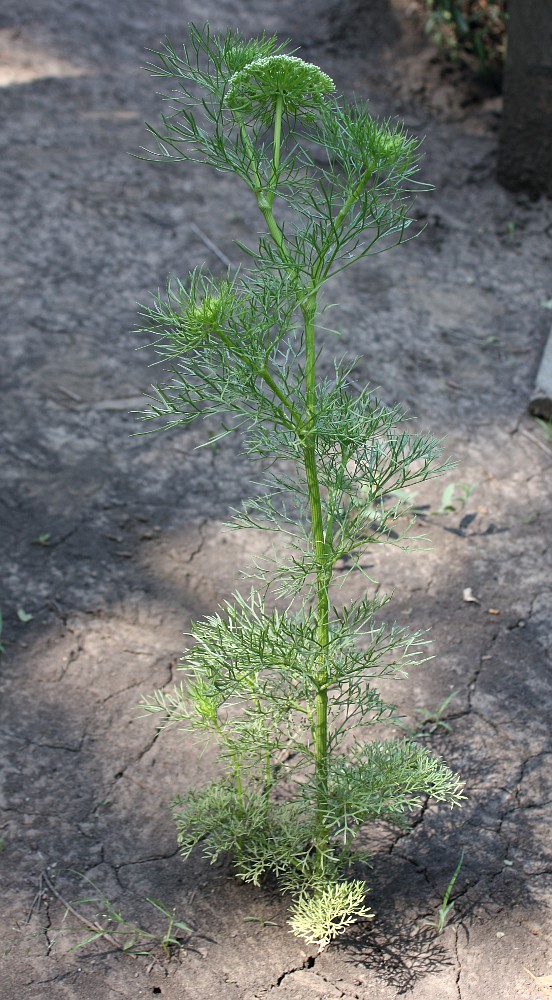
xmin=1 ymin=1 xmax=552 ymax=998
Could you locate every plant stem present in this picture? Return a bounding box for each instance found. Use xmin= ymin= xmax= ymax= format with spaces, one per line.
xmin=258 ymin=196 xmax=332 ymax=868
xmin=258 ymin=199 xmax=292 ymax=266
xmin=314 ymin=165 xmax=374 ymax=282
xmin=237 ymin=117 xmax=264 ymax=195
xmin=302 ymin=290 xmax=331 ymax=867
xmin=215 ymin=716 xmax=244 ymax=809
xmin=213 ymin=326 xmax=302 ymax=430
xmin=267 ymin=96 xmax=283 ymax=208
xmin=260 ymin=366 xmax=304 ymax=430
xmin=254 ymin=101 xmax=332 ymax=869
xmin=333 ymin=165 xmax=374 ymax=232
xmin=264 ymin=746 xmax=272 ymax=819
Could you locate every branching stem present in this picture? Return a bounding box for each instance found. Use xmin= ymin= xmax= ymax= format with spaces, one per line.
xmin=260 ymin=366 xmax=304 ymax=431
xmin=254 ymin=98 xmax=334 ymax=868
xmin=314 ymin=164 xmax=374 ymax=281
xmin=268 ymin=95 xmax=283 ymax=207
xmin=302 ymin=292 xmax=331 ymax=864
xmin=214 ymin=325 xmax=301 ymax=430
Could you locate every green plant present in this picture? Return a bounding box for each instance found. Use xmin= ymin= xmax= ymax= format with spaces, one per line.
xmin=43 ymin=871 xmax=194 ymax=957
xmin=33 ymin=532 xmax=52 ymax=546
xmin=147 ymin=898 xmax=197 ymax=956
xmin=435 ymin=481 xmax=477 ymax=514
xmin=397 ymin=689 xmax=458 ymax=738
xmin=242 ymin=913 xmax=279 ymax=928
xmin=415 ymin=690 xmax=458 ymax=734
xmin=425 ymin=0 xmax=507 ymax=85
xmin=426 ymin=848 xmax=465 ymax=933
xmin=137 ymin=24 xmax=463 ymax=949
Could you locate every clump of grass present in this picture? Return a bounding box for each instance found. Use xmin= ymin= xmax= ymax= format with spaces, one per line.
xmin=39 ymin=871 xmax=195 ymax=958
xmin=426 ymin=848 xmax=465 ymax=933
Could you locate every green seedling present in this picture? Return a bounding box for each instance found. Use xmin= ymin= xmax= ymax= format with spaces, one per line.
xmin=426 ymin=848 xmax=465 ymax=933
xmin=16 ymin=608 xmax=33 ymax=623
xmin=242 ymin=915 xmax=280 ymax=928
xmin=34 ymin=533 xmax=52 ymax=546
xmin=137 ymin=24 xmax=463 ymax=949
xmin=397 ymin=689 xmax=458 ymax=738
xmin=47 ymin=872 xmax=195 ymax=957
xmin=92 ymin=797 xmax=112 ymax=814
xmin=147 ymin=898 xmax=197 ymax=956
xmin=435 ymin=481 xmax=477 ymax=514
xmin=414 ymin=690 xmax=458 ymax=734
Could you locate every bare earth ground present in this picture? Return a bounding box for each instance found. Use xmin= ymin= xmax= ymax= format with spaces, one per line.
xmin=1 ymin=1 xmax=552 ymax=998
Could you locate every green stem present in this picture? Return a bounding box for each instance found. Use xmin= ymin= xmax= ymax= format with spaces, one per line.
xmin=333 ymin=164 xmax=374 ymax=232
xmin=314 ymin=164 xmax=374 ymax=282
xmin=298 ymin=180 xmax=378 ymax=834
xmin=302 ymin=291 xmax=331 ymax=868
xmin=245 ymin=103 xmax=332 ymax=868
xmin=213 ymin=325 xmax=302 ymax=431
xmin=258 ymin=199 xmax=293 ymax=266
xmin=264 ymin=746 xmax=272 ymax=820
xmin=267 ymin=96 xmax=283 ymax=208
xmin=260 ymin=366 xmax=304 ymax=430
xmin=212 ymin=714 xmax=243 ymax=804
xmin=259 ymin=196 xmax=331 ymax=866
xmin=235 ymin=763 xmax=243 ymax=804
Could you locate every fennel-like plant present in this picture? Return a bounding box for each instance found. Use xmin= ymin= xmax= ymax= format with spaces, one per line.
xmin=138 ymin=24 xmax=463 ymax=949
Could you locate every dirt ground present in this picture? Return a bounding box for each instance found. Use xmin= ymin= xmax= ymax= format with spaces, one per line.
xmin=1 ymin=1 xmax=552 ymax=998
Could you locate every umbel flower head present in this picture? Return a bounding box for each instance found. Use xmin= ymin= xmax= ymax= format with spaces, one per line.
xmin=225 ymin=54 xmax=335 ymax=123
xmin=344 ymin=106 xmax=418 ymax=171
xmin=140 ymin=271 xmax=239 ymax=357
xmin=185 ymin=288 xmax=229 ymax=339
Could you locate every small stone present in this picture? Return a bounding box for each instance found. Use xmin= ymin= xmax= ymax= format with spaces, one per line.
xmin=529 ymin=328 xmax=552 ymax=419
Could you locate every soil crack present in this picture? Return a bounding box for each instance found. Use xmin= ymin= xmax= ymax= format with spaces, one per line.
xmin=0 ymin=727 xmax=84 ymax=753
xmin=453 ymin=923 xmax=463 ymax=1000
xmin=274 ymin=953 xmax=315 ymax=988
xmin=115 ymin=847 xmax=181 ymax=870
xmin=185 ymin=518 xmax=209 ymax=566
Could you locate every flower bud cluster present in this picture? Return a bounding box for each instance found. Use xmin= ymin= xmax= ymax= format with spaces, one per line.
xmin=167 ymin=276 xmax=238 ymax=352
xmin=222 ymin=34 xmax=281 ymax=74
xmin=348 ymin=113 xmax=416 ymax=171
